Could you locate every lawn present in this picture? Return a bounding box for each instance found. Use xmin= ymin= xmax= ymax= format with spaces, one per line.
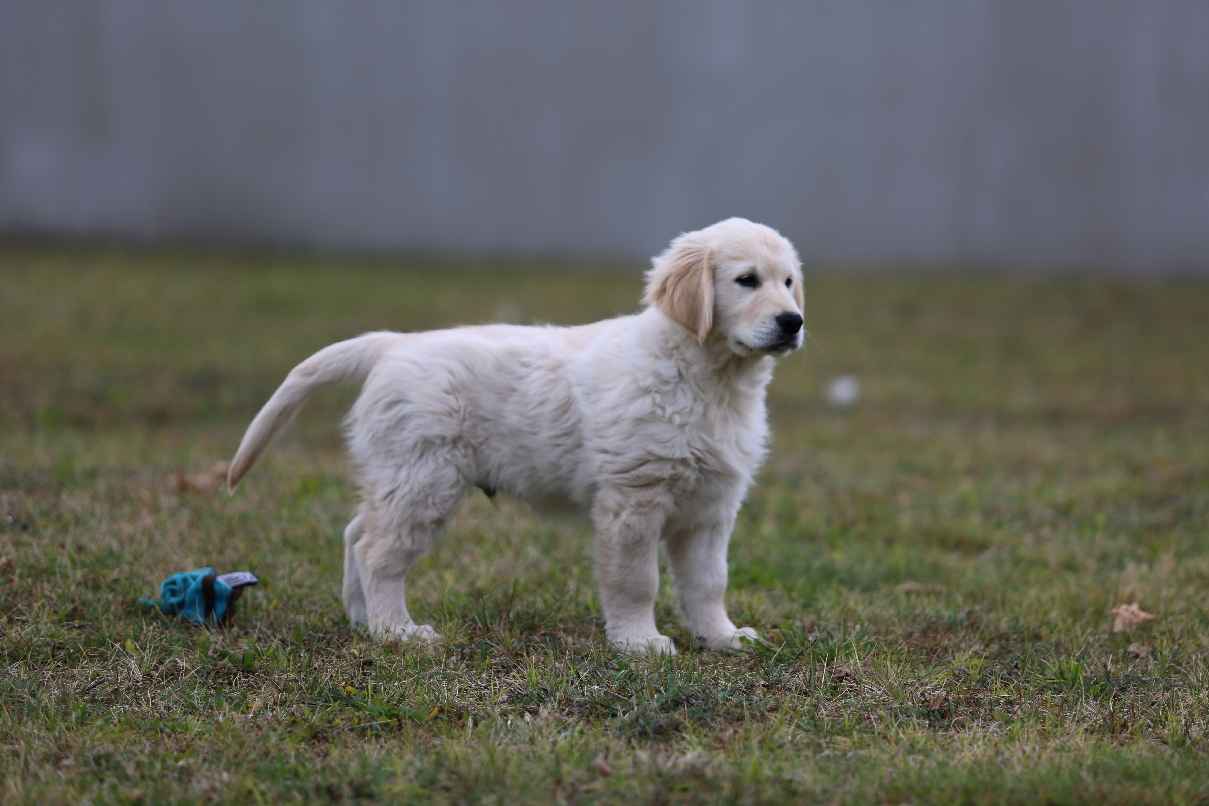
xmin=2 ymin=248 xmax=1208 ymax=803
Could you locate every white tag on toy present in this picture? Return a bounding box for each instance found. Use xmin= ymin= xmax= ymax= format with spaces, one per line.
xmin=217 ymin=571 xmax=259 ymax=589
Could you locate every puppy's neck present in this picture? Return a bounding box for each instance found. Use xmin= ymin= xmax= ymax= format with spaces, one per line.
xmin=643 ymin=308 xmax=774 ymax=393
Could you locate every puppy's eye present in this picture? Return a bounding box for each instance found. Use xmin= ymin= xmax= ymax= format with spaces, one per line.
xmin=784 ymin=277 xmax=793 ymax=288
xmin=735 ymin=273 xmax=759 ymax=288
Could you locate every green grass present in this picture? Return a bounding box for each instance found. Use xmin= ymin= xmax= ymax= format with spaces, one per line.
xmin=2 ymin=248 xmax=1209 ymax=803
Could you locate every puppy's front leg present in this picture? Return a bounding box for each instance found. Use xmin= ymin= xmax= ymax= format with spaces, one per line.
xmin=667 ymin=513 xmax=758 ymax=651
xmin=592 ymin=490 xmax=676 ymax=655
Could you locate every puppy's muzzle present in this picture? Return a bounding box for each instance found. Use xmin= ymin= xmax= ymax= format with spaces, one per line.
xmin=761 ymin=312 xmax=804 ymax=354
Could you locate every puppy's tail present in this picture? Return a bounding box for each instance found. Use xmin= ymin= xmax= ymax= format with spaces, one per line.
xmin=227 ymin=332 xmax=397 ymax=492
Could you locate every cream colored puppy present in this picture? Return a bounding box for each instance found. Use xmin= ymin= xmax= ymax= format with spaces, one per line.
xmin=228 ymin=217 xmax=805 ymax=654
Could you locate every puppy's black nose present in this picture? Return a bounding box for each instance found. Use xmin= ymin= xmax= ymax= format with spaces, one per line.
xmin=775 ymin=312 xmax=803 ymax=335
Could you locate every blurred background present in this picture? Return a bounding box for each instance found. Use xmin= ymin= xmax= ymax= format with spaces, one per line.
xmin=3 ymin=0 xmax=1208 ymax=271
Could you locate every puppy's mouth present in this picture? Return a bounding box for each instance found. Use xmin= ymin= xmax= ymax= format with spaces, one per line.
xmin=761 ymin=334 xmax=803 ymax=355
xmin=765 ymin=341 xmax=796 ymax=355
xmin=732 ymin=336 xmax=801 ymax=356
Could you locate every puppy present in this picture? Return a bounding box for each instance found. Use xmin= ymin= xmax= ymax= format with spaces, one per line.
xmin=228 ymin=217 xmax=805 ymax=654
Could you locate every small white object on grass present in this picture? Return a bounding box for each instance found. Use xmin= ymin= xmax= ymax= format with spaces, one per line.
xmin=826 ymin=375 xmax=860 ymax=408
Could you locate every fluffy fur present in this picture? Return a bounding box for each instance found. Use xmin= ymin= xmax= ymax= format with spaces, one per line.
xmin=228 ymin=217 xmax=806 ymax=654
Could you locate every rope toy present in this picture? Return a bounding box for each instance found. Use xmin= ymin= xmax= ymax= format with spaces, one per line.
xmin=140 ymin=567 xmax=259 ymax=626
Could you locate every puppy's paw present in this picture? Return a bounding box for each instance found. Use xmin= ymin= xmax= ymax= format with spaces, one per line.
xmin=610 ymin=632 xmax=677 ymax=656
xmin=701 ymin=626 xmax=761 ymax=652
xmin=344 ymin=604 xmax=368 ymax=626
xmin=373 ymin=622 xmax=442 ymax=645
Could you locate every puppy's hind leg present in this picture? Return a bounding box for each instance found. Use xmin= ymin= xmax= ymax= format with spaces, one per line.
xmin=342 ymin=509 xmax=368 ymax=626
xmin=356 ymin=464 xmax=465 ymax=644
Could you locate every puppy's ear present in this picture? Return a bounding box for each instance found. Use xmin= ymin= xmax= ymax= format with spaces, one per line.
xmin=643 ymin=234 xmax=714 ymax=342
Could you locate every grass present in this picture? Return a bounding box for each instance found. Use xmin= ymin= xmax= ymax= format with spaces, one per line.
xmin=2 ymin=247 xmax=1208 ymax=803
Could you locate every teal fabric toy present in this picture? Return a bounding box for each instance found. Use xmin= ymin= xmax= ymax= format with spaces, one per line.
xmin=140 ymin=567 xmax=259 ymax=626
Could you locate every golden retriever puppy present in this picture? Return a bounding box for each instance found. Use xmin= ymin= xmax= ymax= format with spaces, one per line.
xmin=228 ymin=217 xmax=806 ymax=654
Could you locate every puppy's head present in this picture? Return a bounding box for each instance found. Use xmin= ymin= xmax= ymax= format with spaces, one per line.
xmin=644 ymin=218 xmax=805 ymax=357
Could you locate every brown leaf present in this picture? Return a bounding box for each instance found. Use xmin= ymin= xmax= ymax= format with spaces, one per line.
xmin=1127 ymin=642 xmax=1153 ymax=659
xmin=173 ymin=461 xmax=230 ymax=495
xmin=831 ymin=664 xmax=857 ymax=684
xmin=591 ymin=755 xmax=612 ymax=777
xmin=925 ymin=691 xmax=948 ymax=710
xmin=1111 ymin=602 xmax=1156 ymax=633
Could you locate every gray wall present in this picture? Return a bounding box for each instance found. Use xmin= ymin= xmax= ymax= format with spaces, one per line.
xmin=2 ymin=1 xmax=1207 ymax=270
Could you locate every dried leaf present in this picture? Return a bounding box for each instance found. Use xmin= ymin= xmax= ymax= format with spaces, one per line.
xmin=1111 ymin=602 xmax=1156 ymax=633
xmin=173 ymin=461 xmax=230 ymax=494
xmin=1127 ymin=642 xmax=1153 ymax=659
xmin=591 ymin=755 xmax=612 ymax=777
xmin=925 ymin=691 xmax=948 ymax=710
xmin=831 ymin=664 xmax=857 ymax=684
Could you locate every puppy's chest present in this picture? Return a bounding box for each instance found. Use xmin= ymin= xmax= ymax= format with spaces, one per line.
xmin=690 ymin=406 xmax=766 ymax=479
xmin=647 ymin=382 xmax=768 ymax=483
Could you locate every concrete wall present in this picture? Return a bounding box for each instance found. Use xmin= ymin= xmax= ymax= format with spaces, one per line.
xmin=2 ymin=1 xmax=1207 ymax=270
